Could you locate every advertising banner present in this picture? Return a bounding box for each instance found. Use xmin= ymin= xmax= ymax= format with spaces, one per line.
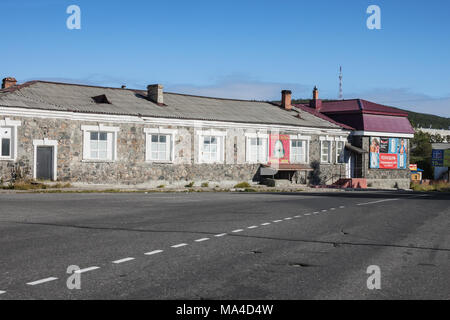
xmin=370 ymin=137 xmax=408 ymax=169
xmin=269 ymin=134 xmax=290 ymax=164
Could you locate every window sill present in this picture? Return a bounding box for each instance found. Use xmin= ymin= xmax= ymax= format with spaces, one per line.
xmin=0 ymin=158 xmax=14 ymax=162
xmin=146 ymin=160 xmax=174 ymax=164
xmin=82 ymin=159 xmax=115 ymax=163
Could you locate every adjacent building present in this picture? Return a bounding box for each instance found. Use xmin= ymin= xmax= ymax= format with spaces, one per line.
xmin=294 ymin=87 xmax=415 ymax=189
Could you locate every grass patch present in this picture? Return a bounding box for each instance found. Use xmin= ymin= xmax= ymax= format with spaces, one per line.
xmin=234 ymin=182 xmax=251 ymax=188
xmin=201 ymin=182 xmax=209 ymax=188
xmin=157 ymin=184 xmax=165 ymax=189
xmin=411 ymin=182 xmax=450 ymax=192
xmin=1 ymin=180 xmax=72 ymax=190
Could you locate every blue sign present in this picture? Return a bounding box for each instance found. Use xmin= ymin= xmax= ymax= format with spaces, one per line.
xmin=432 ymin=149 xmax=444 ymax=167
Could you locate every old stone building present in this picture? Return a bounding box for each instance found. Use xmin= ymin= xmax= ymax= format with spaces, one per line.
xmin=0 ymin=78 xmax=353 ymax=187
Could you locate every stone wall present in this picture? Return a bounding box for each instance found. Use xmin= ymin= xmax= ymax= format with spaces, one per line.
xmin=0 ymin=115 xmax=350 ymax=186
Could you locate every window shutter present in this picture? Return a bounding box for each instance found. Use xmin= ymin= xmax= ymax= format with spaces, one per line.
xmin=83 ymin=131 xmax=90 ymax=159
xmin=166 ymin=135 xmax=171 ymax=161
xmin=107 ymin=132 xmax=114 ymax=160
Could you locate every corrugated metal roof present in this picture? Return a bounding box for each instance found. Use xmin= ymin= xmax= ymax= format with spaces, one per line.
xmin=0 ymin=81 xmax=344 ymax=129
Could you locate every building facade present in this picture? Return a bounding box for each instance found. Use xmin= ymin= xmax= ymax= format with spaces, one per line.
xmin=0 ymin=79 xmax=352 ymax=187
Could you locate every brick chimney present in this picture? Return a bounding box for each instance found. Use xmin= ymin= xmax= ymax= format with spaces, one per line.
xmin=2 ymin=77 xmax=17 ymax=89
xmin=147 ymin=84 xmax=164 ymax=105
xmin=281 ymin=90 xmax=292 ymax=110
xmin=310 ymin=86 xmax=322 ymax=111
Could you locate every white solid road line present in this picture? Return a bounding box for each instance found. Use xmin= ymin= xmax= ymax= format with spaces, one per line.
xmin=232 ymin=229 xmax=244 ymax=233
xmin=26 ymin=277 xmax=58 ymax=286
xmin=248 ymin=226 xmax=258 ymax=229
xmin=145 ymin=250 xmax=164 ymax=255
xmin=171 ymin=243 xmax=188 ymax=248
xmin=112 ymin=257 xmax=135 ymax=264
xmin=195 ymin=238 xmax=210 ymax=242
xmin=214 ymin=233 xmax=227 ymax=237
xmin=357 ymin=198 xmax=399 ymax=206
xmin=75 ymin=266 xmax=100 ymax=274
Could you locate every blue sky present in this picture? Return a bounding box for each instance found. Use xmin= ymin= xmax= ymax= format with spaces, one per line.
xmin=1 ymin=0 xmax=449 ymax=117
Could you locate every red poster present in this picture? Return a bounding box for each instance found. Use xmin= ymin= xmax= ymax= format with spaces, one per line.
xmin=379 ymin=153 xmax=398 ymax=169
xmin=269 ymin=134 xmax=290 ymax=164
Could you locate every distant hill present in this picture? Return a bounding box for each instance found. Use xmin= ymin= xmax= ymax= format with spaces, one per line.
xmin=289 ymin=99 xmax=450 ymax=130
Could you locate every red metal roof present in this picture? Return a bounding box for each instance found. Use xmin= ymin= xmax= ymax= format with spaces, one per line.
xmin=295 ymin=99 xmax=414 ymax=135
xmin=360 ymin=113 xmax=415 ymax=134
xmin=293 ymin=104 xmax=354 ymax=130
xmin=317 ymin=99 xmax=409 ymax=116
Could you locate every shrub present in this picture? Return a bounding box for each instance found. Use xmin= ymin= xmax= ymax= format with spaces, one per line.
xmin=201 ymin=182 xmax=209 ymax=188
xmin=157 ymin=184 xmax=165 ymax=188
xmin=234 ymin=182 xmax=251 ymax=188
xmin=185 ymin=182 xmax=194 ymax=188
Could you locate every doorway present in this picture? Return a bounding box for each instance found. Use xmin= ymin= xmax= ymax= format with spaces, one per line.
xmin=36 ymin=146 xmax=54 ymax=180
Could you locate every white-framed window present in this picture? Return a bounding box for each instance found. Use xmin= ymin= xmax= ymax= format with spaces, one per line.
xmin=336 ymin=140 xmax=345 ymax=163
xmin=290 ymin=140 xmax=308 ymax=163
xmin=0 ymin=118 xmax=21 ymax=161
xmin=247 ymin=137 xmax=268 ymax=163
xmin=321 ymin=140 xmax=332 ymax=163
xmin=0 ymin=127 xmax=12 ymax=158
xmin=82 ymin=125 xmax=119 ymax=161
xmin=144 ymin=128 xmax=177 ymax=163
xmin=197 ymin=130 xmax=226 ymax=164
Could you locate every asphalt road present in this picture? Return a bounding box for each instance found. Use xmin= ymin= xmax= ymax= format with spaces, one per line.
xmin=0 ymin=190 xmax=449 ymax=300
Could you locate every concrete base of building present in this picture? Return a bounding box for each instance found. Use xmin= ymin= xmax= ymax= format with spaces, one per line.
xmin=366 ymin=178 xmax=411 ymax=190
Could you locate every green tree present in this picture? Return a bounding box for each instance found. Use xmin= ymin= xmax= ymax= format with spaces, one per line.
xmin=410 ymin=131 xmax=433 ymax=179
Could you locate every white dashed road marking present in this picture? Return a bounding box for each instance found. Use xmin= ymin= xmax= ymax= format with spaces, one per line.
xmin=75 ymin=267 xmax=100 ymax=274
xmin=339 ymin=206 xmax=345 ymax=208
xmin=294 ymin=215 xmax=301 ymax=218
xmin=113 ymin=257 xmax=135 ymax=264
xmin=145 ymin=250 xmax=164 ymax=256
xmin=330 ymin=208 xmax=336 ymax=210
xmin=214 ymin=233 xmax=227 ymax=237
xmin=171 ymin=243 xmax=188 ymax=248
xmin=321 ymin=210 xmax=327 ymax=212
xmin=284 ymin=217 xmax=292 ymax=220
xmin=0 ymin=291 xmax=5 ymax=294
xmin=232 ymin=229 xmax=244 ymax=233
xmin=261 ymin=223 xmax=271 ymax=226
xmin=273 ymin=220 xmax=283 ymax=223
xmin=357 ymin=199 xmax=399 ymax=206
xmin=304 ymin=213 xmax=311 ymax=216
xmin=248 ymin=226 xmax=258 ymax=229
xmin=195 ymin=238 xmax=210 ymax=242
xmin=26 ymin=277 xmax=58 ymax=286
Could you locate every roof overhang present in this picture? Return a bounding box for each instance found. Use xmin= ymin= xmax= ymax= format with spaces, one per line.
xmin=345 ymin=143 xmax=367 ymax=154
xmin=351 ymin=131 xmax=414 ymax=138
